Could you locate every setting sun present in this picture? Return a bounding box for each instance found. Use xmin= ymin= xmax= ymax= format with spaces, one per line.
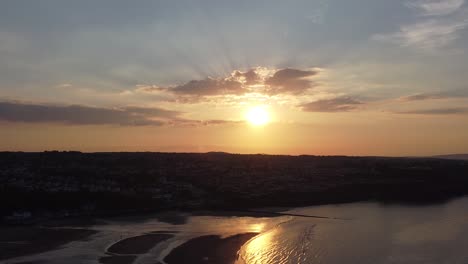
xmin=246 ymin=106 xmax=270 ymax=126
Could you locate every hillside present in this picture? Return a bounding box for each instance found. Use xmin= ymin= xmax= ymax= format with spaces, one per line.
xmin=433 ymin=154 xmax=468 ymax=161
xmin=1 ymin=152 xmax=468 ymax=223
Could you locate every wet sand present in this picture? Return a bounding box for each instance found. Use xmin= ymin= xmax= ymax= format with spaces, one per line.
xmin=98 ymin=233 xmax=174 ymax=264
xmin=0 ymin=227 xmax=97 ymax=261
xmin=98 ymin=255 xmax=137 ymax=264
xmin=106 ymin=233 xmax=174 ymax=255
xmin=164 ymin=233 xmax=258 ymax=264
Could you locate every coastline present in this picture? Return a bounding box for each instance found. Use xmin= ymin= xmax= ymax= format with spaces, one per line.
xmin=3 ymin=196 xmax=468 ymax=263
xmin=3 ymin=152 xmax=468 ymax=227
xmin=1 ymin=218 xmax=259 ymax=264
xmin=164 ymin=233 xmax=259 ymax=264
xmin=100 ymin=233 xmax=174 ymax=264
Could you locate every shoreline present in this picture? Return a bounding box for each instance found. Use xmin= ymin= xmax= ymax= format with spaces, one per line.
xmin=3 ymin=152 xmax=468 ymax=226
xmin=3 ymin=196 xmax=468 ymax=263
xmin=5 ymin=192 xmax=468 ymax=228
xmin=164 ymin=233 xmax=259 ymax=264
xmin=1 ymin=226 xmax=259 ymax=264
xmin=99 ymin=233 xmax=174 ymax=264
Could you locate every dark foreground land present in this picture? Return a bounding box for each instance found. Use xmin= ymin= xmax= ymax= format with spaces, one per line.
xmin=1 ymin=151 xmax=468 ymax=223
xmin=0 ymin=226 xmax=97 ymax=261
xmin=0 ymin=224 xmax=255 ymax=263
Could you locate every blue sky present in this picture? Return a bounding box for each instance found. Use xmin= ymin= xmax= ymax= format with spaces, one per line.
xmin=1 ymin=1 xmax=467 ymax=92
xmin=1 ymin=0 xmax=468 ymax=154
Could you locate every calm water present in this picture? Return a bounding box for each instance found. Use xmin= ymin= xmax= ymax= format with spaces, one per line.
xmin=7 ymin=197 xmax=468 ymax=264
xmin=237 ymin=197 xmax=468 ymax=264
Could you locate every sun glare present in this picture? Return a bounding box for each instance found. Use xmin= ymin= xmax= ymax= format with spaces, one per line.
xmin=246 ymin=106 xmax=270 ymax=126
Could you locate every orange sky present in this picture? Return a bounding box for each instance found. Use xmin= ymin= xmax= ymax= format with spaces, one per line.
xmin=2 ymin=1 xmax=468 ymax=155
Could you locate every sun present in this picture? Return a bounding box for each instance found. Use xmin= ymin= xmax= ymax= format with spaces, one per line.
xmin=246 ymin=106 xmax=270 ymax=126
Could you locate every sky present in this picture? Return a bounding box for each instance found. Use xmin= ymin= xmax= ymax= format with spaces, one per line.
xmin=1 ymin=0 xmax=468 ymax=156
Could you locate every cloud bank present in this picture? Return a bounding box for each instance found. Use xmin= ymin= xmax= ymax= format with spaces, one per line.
xmin=0 ymin=101 xmax=244 ymax=127
xmin=264 ymin=68 xmax=318 ymax=95
xmin=0 ymin=101 xmax=178 ymax=126
xmin=299 ymin=97 xmax=363 ymax=112
xmin=139 ymin=67 xmax=319 ymax=102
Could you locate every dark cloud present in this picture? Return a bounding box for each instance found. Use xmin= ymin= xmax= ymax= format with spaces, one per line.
xmin=169 ymin=78 xmax=244 ymax=97
xmin=0 ymin=101 xmax=179 ymax=126
xmin=232 ymin=69 xmax=260 ymax=85
xmin=299 ymin=97 xmax=363 ymax=112
xmin=0 ymin=101 xmax=243 ymax=126
xmin=138 ymin=68 xmax=321 ymax=102
xmin=396 ymin=108 xmax=468 ymax=115
xmin=265 ymin=68 xmax=317 ymax=95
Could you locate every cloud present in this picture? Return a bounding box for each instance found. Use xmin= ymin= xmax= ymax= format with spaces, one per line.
xmin=0 ymin=100 xmax=245 ymax=127
xmin=167 ymin=119 xmax=244 ymax=127
xmin=399 ymin=93 xmax=447 ymax=101
xmin=406 ymin=0 xmax=465 ymax=16
xmin=373 ymin=18 xmax=468 ymax=50
xmin=396 ymin=107 xmax=468 ymax=114
xmin=399 ymin=89 xmax=468 ymax=101
xmin=373 ymin=1 xmax=468 ymax=50
xmin=232 ymin=69 xmax=261 ymax=85
xmin=135 ymin=85 xmax=165 ymax=93
xmin=136 ymin=67 xmax=321 ymax=102
xmin=299 ymin=97 xmax=363 ymax=112
xmin=169 ymin=78 xmax=244 ymax=96
xmin=265 ymin=68 xmax=318 ymax=95
xmin=0 ymin=101 xmax=180 ymax=126
xmin=56 ymin=83 xmax=72 ymax=88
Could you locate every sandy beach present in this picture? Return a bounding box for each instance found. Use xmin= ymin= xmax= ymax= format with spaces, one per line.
xmin=107 ymin=233 xmax=174 ymax=255
xmin=0 ymin=223 xmax=257 ymax=264
xmin=0 ymin=226 xmax=97 ymax=261
xmin=99 ymin=233 xmax=174 ymax=264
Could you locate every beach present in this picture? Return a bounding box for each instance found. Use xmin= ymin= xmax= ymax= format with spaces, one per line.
xmin=99 ymin=233 xmax=174 ymax=264
xmin=0 ymin=223 xmax=257 ymax=264
xmin=0 ymin=226 xmax=97 ymax=261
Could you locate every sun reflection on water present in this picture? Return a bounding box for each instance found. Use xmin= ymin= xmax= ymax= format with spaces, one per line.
xmin=249 ymin=223 xmax=266 ymax=233
xmin=237 ymin=224 xmax=280 ymax=264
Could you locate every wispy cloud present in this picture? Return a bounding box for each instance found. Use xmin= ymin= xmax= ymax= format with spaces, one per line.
xmin=167 ymin=119 xmax=244 ymax=127
xmin=299 ymin=97 xmax=363 ymax=112
xmin=373 ymin=18 xmax=468 ymax=50
xmin=56 ymin=83 xmax=72 ymax=88
xmin=399 ymin=93 xmax=446 ymax=101
xmin=396 ymin=107 xmax=468 ymax=114
xmin=134 ymin=85 xmax=165 ymax=94
xmin=399 ymin=89 xmax=468 ymax=101
xmin=406 ymin=0 xmax=465 ymax=16
xmin=170 ymin=78 xmax=245 ymax=96
xmin=373 ymin=0 xmax=468 ymax=50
